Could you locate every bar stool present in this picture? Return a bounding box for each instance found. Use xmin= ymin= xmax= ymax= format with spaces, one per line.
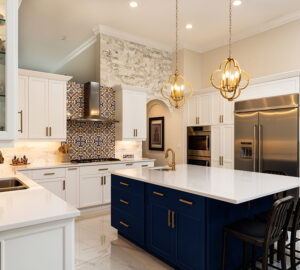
xmin=222 ymin=196 xmax=294 ymax=270
xmin=256 ymin=199 xmax=300 ymax=270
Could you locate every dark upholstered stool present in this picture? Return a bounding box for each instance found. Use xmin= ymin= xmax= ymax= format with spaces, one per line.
xmin=222 ymin=196 xmax=294 ymax=270
xmin=256 ymin=199 xmax=300 ymax=270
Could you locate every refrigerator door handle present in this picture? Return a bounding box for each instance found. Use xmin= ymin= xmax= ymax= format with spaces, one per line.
xmin=258 ymin=125 xmax=262 ymax=172
xmin=253 ymin=125 xmax=257 ymax=172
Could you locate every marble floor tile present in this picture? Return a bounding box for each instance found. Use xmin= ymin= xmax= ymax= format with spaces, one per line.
xmin=75 ymin=212 xmax=173 ymax=270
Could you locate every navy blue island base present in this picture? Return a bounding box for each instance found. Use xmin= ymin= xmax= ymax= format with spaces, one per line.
xmin=111 ymin=174 xmax=274 ymax=270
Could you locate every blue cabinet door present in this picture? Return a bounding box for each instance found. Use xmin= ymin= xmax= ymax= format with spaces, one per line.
xmin=175 ymin=211 xmax=205 ymax=270
xmin=146 ymin=201 xmax=175 ymax=262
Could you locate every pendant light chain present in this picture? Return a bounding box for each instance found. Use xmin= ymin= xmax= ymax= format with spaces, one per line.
xmin=229 ymin=0 xmax=232 ymax=58
xmin=175 ymin=0 xmax=179 ymax=73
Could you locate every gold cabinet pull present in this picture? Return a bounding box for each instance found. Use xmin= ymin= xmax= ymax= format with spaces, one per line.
xmin=120 ymin=199 xmax=129 ymax=205
xmin=153 ymin=191 xmax=164 ymax=197
xmin=44 ymin=172 xmax=55 ymax=176
xmin=120 ymin=221 xmax=129 ymax=228
xmin=171 ymin=211 xmax=175 ymax=229
xmin=179 ymin=199 xmax=193 ymax=205
xmin=18 ymin=110 xmax=23 ymax=133
xmin=126 ymin=163 xmax=133 ymax=166
xmin=68 ymin=167 xmax=77 ymax=171
xmin=46 ymin=127 xmax=48 ymax=136
xmin=222 ymin=115 xmax=224 ymax=123
xmin=62 ymin=180 xmax=66 ymax=190
xmin=49 ymin=127 xmax=52 ymax=136
xmin=136 ymin=129 xmax=138 ymax=137
xmin=101 ymin=176 xmax=103 ymax=185
xmin=168 ymin=209 xmax=171 ymax=227
xmin=120 ymin=182 xmax=129 ymax=187
xmin=98 ymin=168 xmax=108 ymax=171
xmin=104 ymin=176 xmax=106 ymax=185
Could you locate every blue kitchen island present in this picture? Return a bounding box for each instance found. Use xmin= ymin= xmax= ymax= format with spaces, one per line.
xmin=111 ymin=164 xmax=300 ymax=270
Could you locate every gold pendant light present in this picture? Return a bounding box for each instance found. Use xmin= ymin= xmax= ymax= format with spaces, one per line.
xmin=210 ymin=0 xmax=249 ymax=101
xmin=161 ymin=0 xmax=193 ymax=109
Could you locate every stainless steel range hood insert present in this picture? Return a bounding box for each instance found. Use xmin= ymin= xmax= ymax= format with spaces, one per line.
xmin=71 ymin=82 xmax=118 ymax=123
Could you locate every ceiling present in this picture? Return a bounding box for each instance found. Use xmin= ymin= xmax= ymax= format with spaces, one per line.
xmin=19 ymin=0 xmax=300 ymax=73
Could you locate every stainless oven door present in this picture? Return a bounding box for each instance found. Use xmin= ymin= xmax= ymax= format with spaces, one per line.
xmin=187 ymin=133 xmax=210 ymax=157
xmin=187 ymin=156 xmax=211 ymax=167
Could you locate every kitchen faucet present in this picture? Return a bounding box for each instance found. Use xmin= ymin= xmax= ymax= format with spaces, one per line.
xmin=165 ymin=148 xmax=176 ymax=171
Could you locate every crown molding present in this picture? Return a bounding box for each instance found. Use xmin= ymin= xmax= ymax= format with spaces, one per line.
xmin=93 ymin=24 xmax=173 ymax=53
xmin=52 ymin=35 xmax=97 ymax=72
xmin=200 ymin=10 xmax=300 ymax=53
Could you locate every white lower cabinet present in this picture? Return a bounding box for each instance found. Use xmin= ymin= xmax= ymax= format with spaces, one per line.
xmin=211 ymin=125 xmax=234 ymax=169
xmin=79 ymin=174 xmax=103 ymax=208
xmin=1 ymin=218 xmax=74 ymax=270
xmin=37 ymin=178 xmax=66 ymax=201
xmin=102 ymin=174 xmax=111 ymax=204
xmin=66 ymin=167 xmax=80 ymax=208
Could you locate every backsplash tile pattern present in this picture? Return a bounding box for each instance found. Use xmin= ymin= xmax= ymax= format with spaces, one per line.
xmin=66 ymin=82 xmax=116 ymax=160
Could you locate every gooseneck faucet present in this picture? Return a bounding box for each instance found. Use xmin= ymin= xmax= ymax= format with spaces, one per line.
xmin=165 ymin=148 xmax=176 ymax=171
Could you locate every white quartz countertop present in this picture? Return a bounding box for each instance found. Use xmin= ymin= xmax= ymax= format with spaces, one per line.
xmin=14 ymin=158 xmax=155 ymax=171
xmin=0 ymin=165 xmax=80 ymax=232
xmin=111 ymin=164 xmax=300 ymax=204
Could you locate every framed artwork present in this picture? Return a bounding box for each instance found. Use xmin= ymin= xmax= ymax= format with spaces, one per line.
xmin=149 ymin=117 xmax=164 ymax=151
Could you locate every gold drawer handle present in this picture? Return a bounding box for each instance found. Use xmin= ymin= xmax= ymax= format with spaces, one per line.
xmin=98 ymin=168 xmax=108 ymax=171
xmin=120 ymin=221 xmax=129 ymax=228
xmin=172 ymin=211 xmax=175 ymax=229
xmin=168 ymin=209 xmax=171 ymax=227
xmin=153 ymin=191 xmax=164 ymax=197
xmin=120 ymin=199 xmax=129 ymax=205
xmin=68 ymin=168 xmax=77 ymax=171
xmin=142 ymin=165 xmax=148 ymax=167
xmin=44 ymin=172 xmax=55 ymax=176
xmin=126 ymin=163 xmax=134 ymax=166
xmin=120 ymin=182 xmax=129 ymax=187
xmin=179 ymin=199 xmax=193 ymax=205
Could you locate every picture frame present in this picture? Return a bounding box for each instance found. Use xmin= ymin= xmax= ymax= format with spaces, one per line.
xmin=149 ymin=117 xmax=165 ymax=151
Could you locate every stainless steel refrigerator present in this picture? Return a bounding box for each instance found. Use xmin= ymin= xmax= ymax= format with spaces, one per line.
xmin=234 ymin=94 xmax=299 ymax=177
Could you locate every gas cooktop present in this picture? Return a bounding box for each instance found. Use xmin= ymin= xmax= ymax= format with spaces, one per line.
xmin=70 ymin=158 xmax=121 ymax=164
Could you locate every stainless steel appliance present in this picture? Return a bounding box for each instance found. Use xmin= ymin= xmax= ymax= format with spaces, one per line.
xmin=187 ymin=126 xmax=211 ymax=166
xmin=234 ymin=94 xmax=299 ymax=177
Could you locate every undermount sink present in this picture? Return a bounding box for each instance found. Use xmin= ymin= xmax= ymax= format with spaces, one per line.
xmin=0 ymin=178 xmax=28 ymax=192
xmin=150 ymin=167 xmax=172 ymax=172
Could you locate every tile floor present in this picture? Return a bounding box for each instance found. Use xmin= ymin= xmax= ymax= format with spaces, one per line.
xmin=75 ymin=211 xmax=300 ymax=270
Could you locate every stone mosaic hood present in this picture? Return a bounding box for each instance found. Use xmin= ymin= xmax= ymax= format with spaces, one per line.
xmin=66 ymin=82 xmax=115 ymax=160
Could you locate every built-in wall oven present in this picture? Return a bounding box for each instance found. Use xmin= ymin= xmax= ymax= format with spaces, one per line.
xmin=187 ymin=126 xmax=211 ymax=166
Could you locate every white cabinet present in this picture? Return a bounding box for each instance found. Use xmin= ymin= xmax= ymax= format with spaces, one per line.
xmin=18 ymin=69 xmax=71 ymax=140
xmin=211 ymin=125 xmax=234 ymax=169
xmin=79 ymin=174 xmax=103 ymax=208
xmin=211 ymin=92 xmax=234 ymax=125
xmin=187 ymin=94 xmax=211 ymax=126
xmin=102 ymin=174 xmax=111 ymax=204
xmin=114 ymin=84 xmax=149 ymax=141
xmin=66 ymin=167 xmax=79 ymax=208
xmin=37 ymin=178 xmax=66 ymax=200
xmin=18 ymin=76 xmax=28 ymax=138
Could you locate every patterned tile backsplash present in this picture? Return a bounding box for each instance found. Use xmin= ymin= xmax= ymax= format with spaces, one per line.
xmin=66 ymin=82 xmax=116 ymax=160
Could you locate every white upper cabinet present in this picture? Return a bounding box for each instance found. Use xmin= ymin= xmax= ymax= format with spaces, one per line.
xmin=18 ymin=69 xmax=72 ymax=140
xmin=114 ymin=84 xmax=149 ymax=141
xmin=0 ymin=0 xmax=18 ymax=146
xmin=211 ymin=92 xmax=234 ymax=125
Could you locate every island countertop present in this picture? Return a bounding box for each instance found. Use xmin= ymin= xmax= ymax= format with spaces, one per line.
xmin=111 ymin=164 xmax=300 ymax=204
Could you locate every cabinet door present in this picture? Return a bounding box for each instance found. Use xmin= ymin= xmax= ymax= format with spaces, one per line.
xmin=79 ymin=175 xmax=102 ymax=208
xmin=122 ymin=90 xmax=136 ymax=139
xmin=222 ymin=125 xmax=234 ymax=169
xmin=48 ymin=80 xmax=66 ymax=139
xmin=102 ymin=174 xmax=111 ymax=204
xmin=187 ymin=96 xmax=198 ymax=126
xmin=28 ymin=77 xmax=49 ymax=138
xmin=18 ymin=76 xmax=28 ymax=139
xmin=211 ymin=126 xmax=221 ymax=168
xmin=211 ymin=92 xmax=222 ymax=125
xmin=66 ymin=167 xmax=79 ymax=207
xmin=176 ymin=212 xmax=205 ymax=270
xmin=222 ymin=100 xmax=234 ymax=125
xmin=133 ymin=92 xmax=147 ymax=140
xmin=37 ymin=178 xmax=66 ymax=200
xmin=198 ymin=95 xmax=211 ymax=126
xmin=147 ymin=202 xmax=175 ymax=262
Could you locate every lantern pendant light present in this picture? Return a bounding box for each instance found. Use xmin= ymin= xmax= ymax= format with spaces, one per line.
xmin=161 ymin=0 xmax=193 ymax=109
xmin=210 ymin=0 xmax=249 ymax=101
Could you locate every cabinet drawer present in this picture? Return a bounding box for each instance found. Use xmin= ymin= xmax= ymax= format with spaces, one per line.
xmin=174 ymin=190 xmax=205 ymax=218
xmin=80 ymin=164 xmax=120 ymax=176
xmin=146 ymin=184 xmax=176 ymax=207
xmin=111 ymin=208 xmax=144 ymax=246
xmin=111 ymin=187 xmax=144 ymax=219
xmin=31 ymin=168 xmax=65 ymax=180
xmin=111 ymin=175 xmax=144 ymax=196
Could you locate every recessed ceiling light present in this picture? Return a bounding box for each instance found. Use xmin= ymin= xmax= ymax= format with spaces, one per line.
xmin=129 ymin=1 xmax=138 ymax=8
xmin=186 ymin=24 xmax=193 ymax=29
xmin=233 ymin=0 xmax=242 ymax=6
